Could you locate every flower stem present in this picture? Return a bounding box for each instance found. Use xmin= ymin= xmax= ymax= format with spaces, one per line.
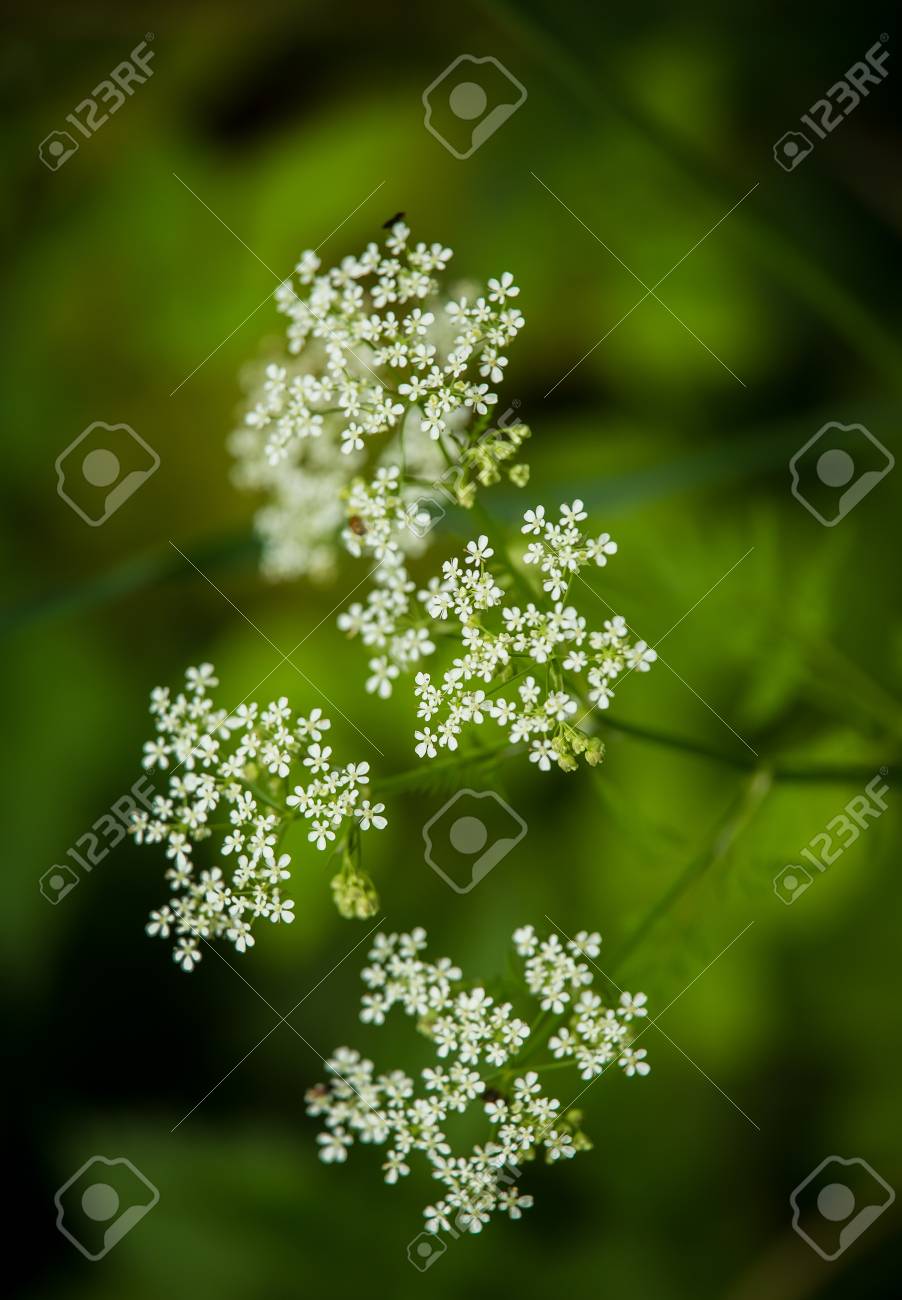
xmin=606 ymin=769 xmax=773 ymax=971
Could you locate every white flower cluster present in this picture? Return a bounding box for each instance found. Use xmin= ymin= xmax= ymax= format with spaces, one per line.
xmin=131 ymin=664 xmax=387 ymax=970
xmin=412 ymin=502 xmax=658 ymax=771
xmin=229 ymin=222 xmax=527 ymax=580
xmin=307 ymin=926 xmax=649 ymax=1236
xmin=516 ymin=925 xmax=650 ymax=1079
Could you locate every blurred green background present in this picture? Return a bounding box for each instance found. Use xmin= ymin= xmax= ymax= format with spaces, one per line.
xmin=5 ymin=0 xmax=901 ymax=1296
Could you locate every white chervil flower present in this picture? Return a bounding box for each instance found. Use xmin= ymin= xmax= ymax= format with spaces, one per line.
xmin=465 ymin=535 xmax=494 ymax=565
xmin=618 ymin=991 xmax=648 ymax=1020
xmin=487 ymin=272 xmax=520 ymax=303
xmin=355 ymin=800 xmax=387 ymax=831
xmin=521 ymin=506 xmax=546 ymax=535
xmin=366 ymin=656 xmax=399 ymax=699
xmin=406 ymin=503 xmax=656 ymax=771
xmin=414 ymin=728 xmax=438 ymax=758
xmin=231 ymin=223 xmax=529 ymax=585
xmin=529 ymin=739 xmax=556 ymax=771
xmin=131 ymin=663 xmax=388 ymax=966
xmin=513 ymin=925 xmax=538 ymax=956
xmin=618 ymin=1047 xmax=651 ymax=1077
xmin=568 ymin=930 xmax=602 ymax=959
xmin=307 ymin=926 xmax=649 ymax=1237
xmin=317 ymin=1128 xmax=353 ymax=1163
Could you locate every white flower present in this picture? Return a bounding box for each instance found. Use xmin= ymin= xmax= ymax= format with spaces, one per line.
xmin=465 ymin=535 xmax=493 ymax=565
xmin=513 ymin=1072 xmax=541 ymax=1100
xmin=619 ymin=1047 xmax=651 ymax=1077
xmin=382 ymin=1150 xmax=411 ymax=1184
xmin=146 ymin=907 xmax=173 ymax=939
xmin=543 ymin=1129 xmax=575 ymax=1161
xmin=498 ymin=1187 xmax=534 ymax=1219
xmin=270 ymin=896 xmax=296 ymax=924
xmin=142 ymin=738 xmax=169 ymax=769
xmin=513 ymin=924 xmax=537 ymax=956
xmin=521 ymin=506 xmax=546 ymax=535
xmin=560 ymin=499 xmax=587 ymax=525
xmin=366 ymin=656 xmax=399 ymax=699
xmin=548 ymin=1028 xmax=576 ymax=1058
xmin=317 ymin=1128 xmax=353 ymax=1163
xmin=625 ymin=641 xmax=658 ymax=672
xmin=569 ymin=930 xmax=602 ymax=959
xmin=308 ymin=819 xmax=336 ymax=851
xmin=303 ymin=742 xmax=332 ymax=773
xmin=529 ymin=739 xmax=556 ymax=771
xmin=173 ymin=937 xmax=201 ymax=972
xmin=355 ymin=800 xmax=387 ymax=831
xmin=186 ymin=662 xmax=219 ymax=692
xmin=587 ymin=533 xmax=618 ymax=565
xmin=618 ymin=991 xmax=647 ymax=1020
xmin=488 ymin=272 xmax=519 ymax=303
xmin=415 ymin=728 xmax=437 ymax=758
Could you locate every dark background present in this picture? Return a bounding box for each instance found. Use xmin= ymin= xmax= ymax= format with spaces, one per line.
xmin=4 ymin=1 xmax=901 ymax=1296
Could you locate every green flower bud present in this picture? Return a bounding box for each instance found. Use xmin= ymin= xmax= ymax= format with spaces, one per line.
xmin=331 ymin=866 xmax=379 ymax=919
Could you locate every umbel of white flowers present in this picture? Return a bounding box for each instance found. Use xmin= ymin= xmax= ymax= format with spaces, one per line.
xmin=336 ymin=494 xmax=657 ymax=769
xmin=229 ymin=221 xmax=527 ymax=581
xmin=411 ymin=499 xmax=657 ymax=769
xmin=131 ymin=664 xmax=386 ymax=971
xmin=307 ymin=926 xmax=650 ymax=1236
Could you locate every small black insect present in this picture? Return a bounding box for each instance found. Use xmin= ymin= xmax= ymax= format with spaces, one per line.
xmin=382 ymin=211 xmax=406 ymax=229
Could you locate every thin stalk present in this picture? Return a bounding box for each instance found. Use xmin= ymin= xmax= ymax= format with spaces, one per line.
xmin=607 ymin=769 xmax=773 ymax=970
xmin=600 ymin=715 xmax=898 ymax=783
xmin=375 ymin=742 xmax=519 ymax=795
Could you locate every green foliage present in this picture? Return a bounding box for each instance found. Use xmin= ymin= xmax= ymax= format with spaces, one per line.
xmin=7 ymin=2 xmax=901 ymax=1297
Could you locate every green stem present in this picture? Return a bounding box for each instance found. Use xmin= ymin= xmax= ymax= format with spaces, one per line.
xmin=607 ymin=768 xmax=773 ymax=970
xmin=798 ymin=634 xmax=902 ymax=742
xmin=375 ymin=742 xmax=519 ymax=794
xmin=521 ymin=1058 xmax=578 ymax=1075
xmin=519 ymin=1006 xmax=556 ymax=1057
xmin=241 ymin=779 xmax=286 ymax=814
xmin=600 ymin=715 xmax=899 ymax=783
